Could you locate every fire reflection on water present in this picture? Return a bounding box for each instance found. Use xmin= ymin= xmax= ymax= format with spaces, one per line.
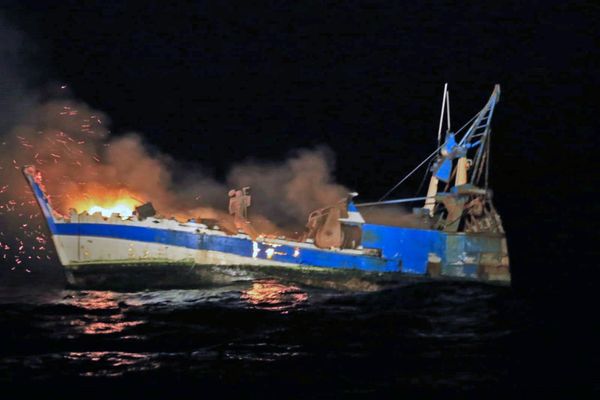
xmin=64 ymin=291 xmax=144 ymax=335
xmin=241 ymin=279 xmax=308 ymax=312
xmin=66 ymin=290 xmax=120 ymax=309
xmin=80 ymin=319 xmax=144 ymax=335
xmin=65 ymin=351 xmax=157 ymax=377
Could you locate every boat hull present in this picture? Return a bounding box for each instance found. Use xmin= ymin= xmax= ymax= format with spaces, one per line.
xmin=24 ymin=167 xmax=511 ymax=290
xmin=54 ymin=229 xmax=509 ymax=290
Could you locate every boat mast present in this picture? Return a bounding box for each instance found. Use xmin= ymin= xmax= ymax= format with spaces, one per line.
xmin=424 ymin=83 xmax=450 ymax=215
xmin=453 ymin=87 xmax=473 ymax=186
xmin=373 ymin=85 xmax=500 ymax=211
xmin=457 ymin=84 xmax=500 ymax=187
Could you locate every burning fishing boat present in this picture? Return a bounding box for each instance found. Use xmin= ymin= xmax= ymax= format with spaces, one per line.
xmin=23 ymin=85 xmax=510 ymax=289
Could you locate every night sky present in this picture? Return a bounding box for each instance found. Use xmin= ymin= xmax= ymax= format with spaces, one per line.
xmin=2 ymin=2 xmax=598 ymax=291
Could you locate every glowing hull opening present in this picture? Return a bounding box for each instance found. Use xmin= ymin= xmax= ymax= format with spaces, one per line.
xmin=87 ymin=204 xmax=135 ymax=219
xmin=69 ymin=189 xmax=141 ymax=219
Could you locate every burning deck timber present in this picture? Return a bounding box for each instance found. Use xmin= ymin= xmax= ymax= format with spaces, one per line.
xmin=23 ymin=85 xmax=510 ymax=290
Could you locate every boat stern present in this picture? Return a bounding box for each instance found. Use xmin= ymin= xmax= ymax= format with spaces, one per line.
xmin=437 ymin=233 xmax=510 ymax=284
xmin=362 ymin=223 xmax=510 ymax=284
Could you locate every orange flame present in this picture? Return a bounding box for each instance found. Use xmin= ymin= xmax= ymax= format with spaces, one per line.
xmin=69 ymin=187 xmax=142 ymax=219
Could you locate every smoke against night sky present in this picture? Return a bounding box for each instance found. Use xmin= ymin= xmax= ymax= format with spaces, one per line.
xmin=1 ymin=12 xmax=415 ymax=271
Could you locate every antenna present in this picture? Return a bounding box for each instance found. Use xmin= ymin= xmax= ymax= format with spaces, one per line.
xmin=437 ymin=83 xmax=448 ymax=146
xmin=446 ymin=90 xmax=451 ymax=132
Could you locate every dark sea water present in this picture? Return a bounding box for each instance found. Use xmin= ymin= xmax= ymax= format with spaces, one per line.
xmin=0 ymin=267 xmax=596 ymax=398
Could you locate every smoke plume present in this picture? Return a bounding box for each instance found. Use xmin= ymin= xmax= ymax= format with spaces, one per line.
xmin=2 ymin=97 xmax=349 ymax=228
xmin=0 ymin=13 xmax=415 ymax=272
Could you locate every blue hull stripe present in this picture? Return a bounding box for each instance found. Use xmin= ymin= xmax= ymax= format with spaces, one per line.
xmin=23 ymin=173 xmax=398 ymax=273
xmin=53 ymin=222 xmax=401 ymax=272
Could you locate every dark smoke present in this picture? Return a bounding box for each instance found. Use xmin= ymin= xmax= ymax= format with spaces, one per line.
xmin=0 ymin=13 xmax=38 ymax=135
xmin=0 ymin=14 xmax=352 ymax=249
xmin=2 ymin=98 xmax=350 ymax=231
xmin=227 ymin=148 xmax=348 ymax=229
xmin=0 ymin=14 xmax=415 ymax=272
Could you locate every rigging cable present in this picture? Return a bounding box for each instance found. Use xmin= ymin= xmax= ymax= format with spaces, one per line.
xmin=378 ymin=144 xmax=443 ymax=202
xmin=377 ymin=111 xmax=481 ymax=202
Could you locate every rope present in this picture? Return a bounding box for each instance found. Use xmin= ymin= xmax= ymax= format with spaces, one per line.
xmin=377 ymin=109 xmax=482 ymax=202
xmin=415 ymin=158 xmax=434 ymax=196
xmin=378 ymin=144 xmax=444 ymax=202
